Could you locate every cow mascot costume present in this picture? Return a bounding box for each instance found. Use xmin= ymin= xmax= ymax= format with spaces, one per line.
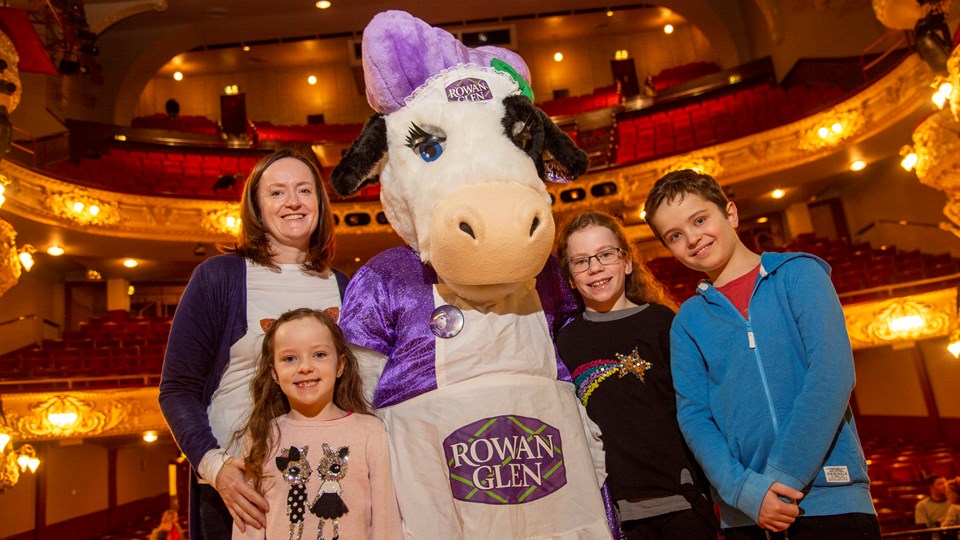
xmin=332 ymin=11 xmax=616 ymax=539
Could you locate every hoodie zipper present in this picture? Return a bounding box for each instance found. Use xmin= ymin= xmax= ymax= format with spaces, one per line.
xmin=744 ymin=265 xmax=780 ymax=434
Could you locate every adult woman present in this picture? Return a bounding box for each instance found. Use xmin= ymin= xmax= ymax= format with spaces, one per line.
xmin=159 ymin=149 xmax=348 ymax=540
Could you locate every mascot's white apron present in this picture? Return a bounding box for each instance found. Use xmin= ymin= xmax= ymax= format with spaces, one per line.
xmin=378 ymin=280 xmax=611 ymax=539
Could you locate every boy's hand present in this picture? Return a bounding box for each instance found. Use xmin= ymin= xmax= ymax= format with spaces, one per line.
xmin=757 ymin=482 xmax=804 ymax=532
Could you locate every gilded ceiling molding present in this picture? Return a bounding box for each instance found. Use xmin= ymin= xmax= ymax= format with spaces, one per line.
xmin=843 ymin=287 xmax=956 ymax=350
xmin=0 ymin=388 xmax=165 ymax=443
xmin=88 ymin=0 xmax=170 ymax=35
xmin=0 ymin=217 xmax=21 ymax=297
xmin=661 ymin=153 xmax=723 ymax=180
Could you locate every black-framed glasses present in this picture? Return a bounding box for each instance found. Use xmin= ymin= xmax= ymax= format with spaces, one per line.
xmin=568 ymin=248 xmax=624 ymax=275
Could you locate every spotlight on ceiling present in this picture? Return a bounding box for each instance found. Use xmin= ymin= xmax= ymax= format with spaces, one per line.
xmin=914 ymin=8 xmax=952 ymax=73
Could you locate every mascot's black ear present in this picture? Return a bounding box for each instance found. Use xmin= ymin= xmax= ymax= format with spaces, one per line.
xmin=501 ymin=95 xmax=589 ymax=182
xmin=331 ymin=113 xmax=388 ymax=197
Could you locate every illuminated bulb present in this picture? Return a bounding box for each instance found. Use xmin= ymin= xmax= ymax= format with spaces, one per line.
xmin=225 ymin=216 xmax=237 ymax=228
xmin=17 ymin=454 xmax=29 ymax=471
xmin=128 ymin=285 xmax=135 ymax=296
xmin=72 ymin=201 xmax=84 ymax=212
xmin=817 ymin=127 xmax=829 ymax=138
xmin=949 ymin=339 xmax=960 ymax=358
xmin=888 ymin=315 xmax=924 ymax=332
xmin=901 ymin=152 xmax=918 ymax=171
xmin=606 ymin=10 xmax=613 ymax=16
xmin=47 ymin=245 xmax=64 ymax=256
xmin=316 ymin=0 xmax=331 ymax=8
xmin=173 ymin=71 xmax=183 ymax=81
xmin=932 ymin=82 xmax=953 ymax=109
xmin=553 ymin=52 xmax=563 ymax=62
xmin=308 ymin=75 xmax=317 ymax=85
xmin=114 ymin=134 xmax=126 ymax=141
xmin=143 ymin=431 xmax=158 ymax=443
xmin=663 ymin=24 xmax=674 ymax=34
xmin=640 ymin=209 xmax=647 ymax=220
xmin=88 ymin=205 xmax=99 ymax=216
xmin=771 ymin=189 xmax=785 ymax=199
xmin=756 ymin=217 xmax=769 ymax=224
xmin=354 ymin=257 xmax=361 ymax=262
xmin=18 ymin=250 xmax=34 ymax=271
xmin=27 ymin=457 xmax=39 ymax=473
xmin=48 ymin=411 xmax=78 ymax=428
xmin=0 ymin=184 xmax=5 ymax=209
xmin=849 ymin=160 xmax=866 ymax=171
xmin=242 ymin=45 xmax=250 ymax=52
xmin=831 ymin=122 xmax=842 ymax=134
xmin=0 ymin=433 xmax=9 ymax=453
xmin=123 ymin=258 xmax=139 ymax=268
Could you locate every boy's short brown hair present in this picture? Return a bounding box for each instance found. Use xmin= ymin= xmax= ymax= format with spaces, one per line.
xmin=644 ymin=169 xmax=730 ymax=244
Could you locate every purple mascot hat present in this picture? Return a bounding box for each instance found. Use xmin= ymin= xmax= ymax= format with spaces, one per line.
xmin=362 ymin=10 xmax=533 ymax=114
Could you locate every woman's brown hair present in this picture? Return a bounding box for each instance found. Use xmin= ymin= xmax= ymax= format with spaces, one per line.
xmin=555 ymin=210 xmax=678 ymax=311
xmin=223 ymin=148 xmax=336 ymax=272
xmin=239 ymin=308 xmax=370 ymax=490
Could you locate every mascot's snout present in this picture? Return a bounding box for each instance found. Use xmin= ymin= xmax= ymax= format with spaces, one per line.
xmin=430 ymin=182 xmax=555 ymax=288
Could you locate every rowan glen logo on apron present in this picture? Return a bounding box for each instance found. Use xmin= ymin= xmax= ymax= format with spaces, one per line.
xmin=443 ymin=415 xmax=566 ymax=504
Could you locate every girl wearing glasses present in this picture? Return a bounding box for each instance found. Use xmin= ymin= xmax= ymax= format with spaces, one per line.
xmin=555 ymin=210 xmax=718 ymax=540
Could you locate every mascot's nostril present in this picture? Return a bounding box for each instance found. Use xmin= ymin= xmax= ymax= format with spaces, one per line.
xmin=529 ymin=216 xmax=540 ymax=237
xmin=459 ymin=222 xmax=476 ymax=239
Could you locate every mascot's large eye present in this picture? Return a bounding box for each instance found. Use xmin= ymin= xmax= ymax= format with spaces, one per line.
xmin=406 ymin=122 xmax=447 ymax=163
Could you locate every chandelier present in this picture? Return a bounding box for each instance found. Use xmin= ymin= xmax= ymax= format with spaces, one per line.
xmin=0 ymin=407 xmax=39 ymax=491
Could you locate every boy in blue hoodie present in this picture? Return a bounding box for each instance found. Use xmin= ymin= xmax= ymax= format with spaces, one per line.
xmin=644 ymin=169 xmax=879 ymax=539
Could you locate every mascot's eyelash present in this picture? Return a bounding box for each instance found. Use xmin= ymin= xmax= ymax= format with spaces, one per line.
xmin=405 ymin=123 xmax=447 ymax=148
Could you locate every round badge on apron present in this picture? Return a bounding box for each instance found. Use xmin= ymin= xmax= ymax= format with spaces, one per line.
xmin=430 ymin=305 xmax=464 ymax=339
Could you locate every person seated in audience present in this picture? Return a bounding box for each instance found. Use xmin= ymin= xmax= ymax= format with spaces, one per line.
xmin=941 ymin=477 xmax=960 ymax=527
xmin=149 ymin=509 xmax=184 ymax=540
xmin=916 ymin=475 xmax=951 ymax=528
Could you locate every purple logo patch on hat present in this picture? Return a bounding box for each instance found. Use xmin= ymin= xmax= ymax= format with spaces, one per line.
xmin=445 ymin=78 xmax=493 ymax=103
xmin=443 ymin=415 xmax=566 ymax=504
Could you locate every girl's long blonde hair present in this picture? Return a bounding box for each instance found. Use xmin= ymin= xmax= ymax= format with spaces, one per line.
xmin=237 ymin=308 xmax=370 ymax=490
xmin=555 ymin=210 xmax=678 ymax=311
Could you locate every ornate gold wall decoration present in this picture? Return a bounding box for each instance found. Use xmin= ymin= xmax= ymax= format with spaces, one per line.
xmin=661 ymin=154 xmax=723 ymax=179
xmin=796 ymin=107 xmax=866 ymax=151
xmin=0 ymin=217 xmax=21 ymax=297
xmin=201 ymin=203 xmax=242 ymax=236
xmin=1 ymin=389 xmax=164 ymax=443
xmin=946 ymin=43 xmax=960 ymax=122
xmin=0 ymin=30 xmax=22 ymax=112
xmin=911 ymin=111 xmax=960 ymax=197
xmin=44 ymin=189 xmax=122 ymax=226
xmin=14 ymin=395 xmax=129 ymax=437
xmin=844 ymin=288 xmax=956 ymax=349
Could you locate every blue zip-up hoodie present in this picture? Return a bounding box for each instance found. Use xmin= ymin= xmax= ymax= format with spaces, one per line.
xmin=670 ymin=251 xmax=875 ymax=528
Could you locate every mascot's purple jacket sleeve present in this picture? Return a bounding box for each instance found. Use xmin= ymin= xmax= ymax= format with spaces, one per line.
xmin=340 ymin=246 xmax=579 ymax=408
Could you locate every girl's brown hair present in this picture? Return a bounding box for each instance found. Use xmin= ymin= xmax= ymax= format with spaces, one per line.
xmin=239 ymin=308 xmax=370 ymax=490
xmin=555 ymin=210 xmax=678 ymax=311
xmin=222 ymin=148 xmax=336 ymax=273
